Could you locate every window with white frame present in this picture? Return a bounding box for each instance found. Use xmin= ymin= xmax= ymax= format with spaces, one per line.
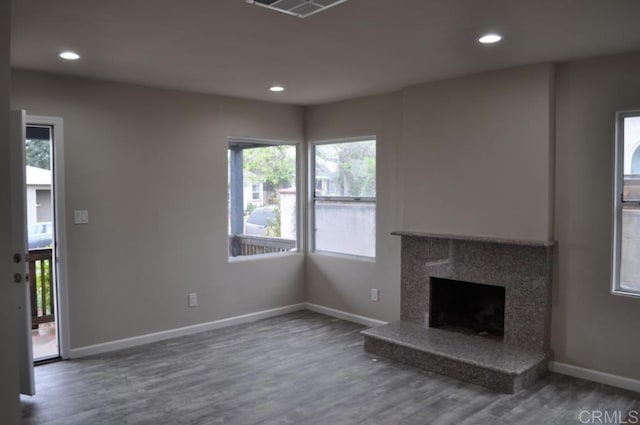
xmin=251 ymin=183 xmax=261 ymax=201
xmin=228 ymin=138 xmax=298 ymax=258
xmin=613 ymin=112 xmax=640 ymax=297
xmin=312 ymin=138 xmax=376 ymax=258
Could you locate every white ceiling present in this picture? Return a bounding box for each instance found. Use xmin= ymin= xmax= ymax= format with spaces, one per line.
xmin=10 ymin=0 xmax=640 ymax=105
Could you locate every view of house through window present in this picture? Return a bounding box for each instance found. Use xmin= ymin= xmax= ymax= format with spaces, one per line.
xmin=228 ymin=139 xmax=297 ymax=257
xmin=313 ymin=138 xmax=376 ymax=258
xmin=614 ymin=113 xmax=640 ymax=296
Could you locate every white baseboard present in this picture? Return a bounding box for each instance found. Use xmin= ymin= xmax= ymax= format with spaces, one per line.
xmin=549 ymin=361 xmax=640 ymax=393
xmin=69 ymin=302 xmax=385 ymax=359
xmin=304 ymin=303 xmax=388 ymax=328
xmin=69 ymin=303 xmax=306 ymax=358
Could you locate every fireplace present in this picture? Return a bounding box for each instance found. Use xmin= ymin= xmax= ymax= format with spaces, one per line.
xmin=362 ymin=231 xmax=555 ymax=393
xmin=429 ymin=278 xmax=505 ymax=339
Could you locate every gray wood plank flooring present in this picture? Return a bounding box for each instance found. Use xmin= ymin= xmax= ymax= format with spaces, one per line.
xmin=21 ymin=311 xmax=639 ymax=425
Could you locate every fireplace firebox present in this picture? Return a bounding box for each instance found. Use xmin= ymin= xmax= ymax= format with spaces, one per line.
xmin=429 ymin=278 xmax=505 ymax=338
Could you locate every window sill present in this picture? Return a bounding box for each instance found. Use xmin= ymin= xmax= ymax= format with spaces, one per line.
xmin=611 ymin=288 xmax=640 ymax=299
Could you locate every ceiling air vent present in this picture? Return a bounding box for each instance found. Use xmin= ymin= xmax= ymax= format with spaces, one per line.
xmin=246 ymin=0 xmax=349 ymax=18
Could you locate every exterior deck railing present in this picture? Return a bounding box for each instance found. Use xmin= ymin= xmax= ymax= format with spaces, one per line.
xmin=229 ymin=235 xmax=296 ymax=257
xmin=28 ymin=248 xmax=54 ymax=329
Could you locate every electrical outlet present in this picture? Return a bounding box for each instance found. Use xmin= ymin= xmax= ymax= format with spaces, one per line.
xmin=371 ymin=288 xmax=379 ymax=302
xmin=188 ymin=293 xmax=198 ymax=307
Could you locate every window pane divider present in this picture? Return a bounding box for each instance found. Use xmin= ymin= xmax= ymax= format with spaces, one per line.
xmin=314 ymin=196 xmax=376 ymax=203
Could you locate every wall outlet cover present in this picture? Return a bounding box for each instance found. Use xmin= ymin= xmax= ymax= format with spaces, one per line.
xmin=371 ymin=288 xmax=379 ymax=302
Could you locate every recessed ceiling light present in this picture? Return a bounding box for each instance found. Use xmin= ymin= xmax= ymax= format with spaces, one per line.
xmin=269 ymin=85 xmax=285 ymax=92
xmin=58 ymin=51 xmax=80 ymax=60
xmin=478 ymin=33 xmax=502 ymax=44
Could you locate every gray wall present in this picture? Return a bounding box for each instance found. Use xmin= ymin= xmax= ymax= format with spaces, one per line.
xmin=0 ymin=0 xmax=20 ymax=423
xmin=401 ymin=64 xmax=555 ymax=241
xmin=11 ymin=70 xmax=306 ymax=348
xmin=554 ymin=51 xmax=640 ymax=380
xmin=305 ymin=92 xmax=403 ymax=322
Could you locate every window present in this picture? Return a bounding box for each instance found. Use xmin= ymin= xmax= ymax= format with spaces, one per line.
xmin=228 ymin=138 xmax=298 ymax=258
xmin=251 ymin=183 xmax=261 ymax=201
xmin=613 ymin=112 xmax=640 ymax=297
xmin=311 ymin=138 xmax=376 ymax=258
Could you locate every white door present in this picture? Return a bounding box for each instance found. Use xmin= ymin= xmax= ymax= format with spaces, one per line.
xmin=10 ymin=110 xmax=35 ymax=396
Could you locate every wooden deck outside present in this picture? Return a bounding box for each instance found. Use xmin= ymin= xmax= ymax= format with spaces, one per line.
xmin=28 ymin=248 xmax=55 ymax=330
xmin=229 ymin=234 xmax=296 ymax=257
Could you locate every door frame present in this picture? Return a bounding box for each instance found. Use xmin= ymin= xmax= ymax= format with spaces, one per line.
xmin=27 ymin=115 xmax=70 ymax=359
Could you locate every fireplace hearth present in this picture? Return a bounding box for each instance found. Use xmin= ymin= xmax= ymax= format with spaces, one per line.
xmin=362 ymin=231 xmax=555 ymax=393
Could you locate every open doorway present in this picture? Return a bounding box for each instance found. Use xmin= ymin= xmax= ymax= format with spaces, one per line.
xmin=25 ymin=124 xmax=59 ymax=362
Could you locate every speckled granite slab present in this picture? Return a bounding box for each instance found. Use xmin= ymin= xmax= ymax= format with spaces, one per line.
xmin=363 ymin=321 xmax=550 ymax=393
xmin=397 ymin=232 xmax=555 ymax=353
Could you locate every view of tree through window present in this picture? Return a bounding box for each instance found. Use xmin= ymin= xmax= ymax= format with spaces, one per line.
xmin=26 ymin=139 xmax=51 ymax=169
xmin=228 ymin=140 xmax=297 ymax=258
xmin=313 ymin=139 xmax=376 ymax=258
xmin=315 ymin=140 xmax=376 ymax=197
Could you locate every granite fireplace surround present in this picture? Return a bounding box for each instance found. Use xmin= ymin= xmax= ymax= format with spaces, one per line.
xmin=362 ymin=231 xmax=555 ymax=393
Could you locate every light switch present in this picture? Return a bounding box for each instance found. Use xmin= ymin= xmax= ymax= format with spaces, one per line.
xmin=74 ymin=210 xmax=89 ymax=224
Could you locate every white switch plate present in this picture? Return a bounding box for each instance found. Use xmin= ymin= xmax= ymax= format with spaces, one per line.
xmin=74 ymin=210 xmax=89 ymax=224
xmin=371 ymin=288 xmax=379 ymax=302
xmin=188 ymin=293 xmax=198 ymax=307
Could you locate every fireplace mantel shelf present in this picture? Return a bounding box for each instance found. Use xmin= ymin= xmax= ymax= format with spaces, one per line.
xmin=391 ymin=231 xmax=556 ymax=248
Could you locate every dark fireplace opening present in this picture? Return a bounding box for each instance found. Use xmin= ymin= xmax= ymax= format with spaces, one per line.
xmin=429 ymin=277 xmax=505 ymax=339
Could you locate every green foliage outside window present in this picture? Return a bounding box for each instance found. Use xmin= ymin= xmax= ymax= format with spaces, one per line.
xmin=26 ymin=139 xmax=51 ymax=170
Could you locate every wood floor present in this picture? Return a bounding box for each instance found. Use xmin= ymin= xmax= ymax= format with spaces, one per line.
xmin=21 ymin=311 xmax=638 ymax=425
